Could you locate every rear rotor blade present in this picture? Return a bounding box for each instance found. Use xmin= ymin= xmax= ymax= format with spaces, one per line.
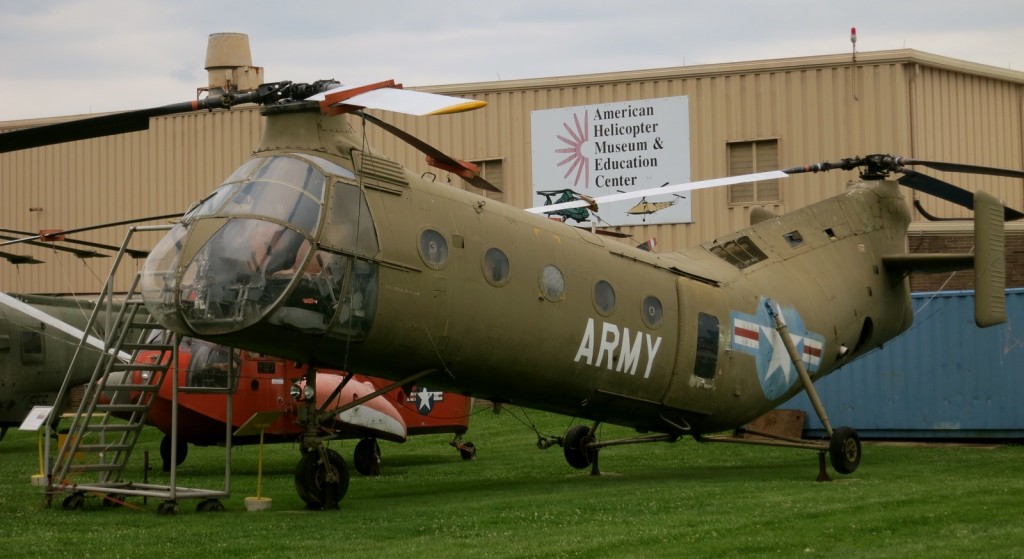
xmin=899 ymin=158 xmax=1024 ymax=180
xmin=898 ymin=170 xmax=1024 ymax=221
xmin=357 ymin=112 xmax=501 ymax=193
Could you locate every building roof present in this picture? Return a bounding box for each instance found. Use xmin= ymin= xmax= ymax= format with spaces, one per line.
xmin=422 ymin=49 xmax=1024 ymax=94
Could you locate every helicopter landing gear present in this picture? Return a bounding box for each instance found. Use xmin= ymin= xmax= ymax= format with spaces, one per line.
xmin=294 ymin=447 xmax=350 ymax=510
xmin=449 ymin=434 xmax=477 ymax=460
xmin=353 ymin=438 xmax=382 ymax=476
xmin=159 ymin=434 xmax=188 ymax=472
xmin=829 ymin=426 xmax=862 ymax=474
xmin=563 ymin=424 xmax=599 ymax=474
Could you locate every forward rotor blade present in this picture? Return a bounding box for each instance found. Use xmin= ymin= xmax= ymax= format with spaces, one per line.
xmin=0 ymin=97 xmax=238 ymax=153
xmin=526 ymin=171 xmax=788 ymax=214
xmin=898 ymin=170 xmax=1024 ymax=221
xmin=899 ymin=158 xmax=1024 ymax=180
xmin=309 ymin=84 xmax=487 ymax=116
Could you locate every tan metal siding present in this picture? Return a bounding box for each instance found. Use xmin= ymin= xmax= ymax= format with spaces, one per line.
xmin=380 ymin=62 xmax=917 ymax=250
xmin=0 ymin=107 xmax=263 ymax=294
xmin=910 ymin=65 xmax=1024 ymax=220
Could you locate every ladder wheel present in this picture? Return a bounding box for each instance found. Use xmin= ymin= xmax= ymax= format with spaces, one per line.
xmin=157 ymin=500 xmax=179 ymax=515
xmin=62 ymin=492 xmax=85 ymax=511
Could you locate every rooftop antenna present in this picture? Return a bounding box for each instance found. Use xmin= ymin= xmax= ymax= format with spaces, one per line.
xmin=850 ymin=26 xmax=858 ymax=63
xmin=850 ymin=27 xmax=859 ymax=101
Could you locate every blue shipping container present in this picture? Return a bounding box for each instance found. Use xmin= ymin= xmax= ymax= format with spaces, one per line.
xmin=784 ymin=289 xmax=1024 ymax=439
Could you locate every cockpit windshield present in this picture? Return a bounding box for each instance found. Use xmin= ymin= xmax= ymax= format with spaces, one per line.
xmin=184 ymin=155 xmax=329 ymax=234
xmin=141 ymin=153 xmax=378 ymax=342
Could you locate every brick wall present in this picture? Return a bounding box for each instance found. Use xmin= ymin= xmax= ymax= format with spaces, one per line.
xmin=909 ymin=231 xmax=1024 ymax=292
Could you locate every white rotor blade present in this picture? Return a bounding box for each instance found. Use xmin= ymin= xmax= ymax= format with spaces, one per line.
xmin=308 ymin=85 xmax=486 ymax=116
xmin=526 ymin=170 xmax=789 ymax=214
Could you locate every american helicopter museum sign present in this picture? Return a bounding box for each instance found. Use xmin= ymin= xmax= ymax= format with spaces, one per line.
xmin=531 ymin=96 xmax=691 ymax=226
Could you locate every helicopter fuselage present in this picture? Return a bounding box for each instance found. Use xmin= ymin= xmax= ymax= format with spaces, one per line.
xmin=142 ymin=106 xmax=915 ymax=437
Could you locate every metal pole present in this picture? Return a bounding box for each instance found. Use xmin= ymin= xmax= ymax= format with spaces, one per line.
xmin=764 ymin=298 xmax=834 ymax=437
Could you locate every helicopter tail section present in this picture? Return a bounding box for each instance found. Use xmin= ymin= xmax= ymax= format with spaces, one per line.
xmin=973 ymin=190 xmax=1006 ymax=327
xmin=881 ymin=189 xmax=1006 ymax=327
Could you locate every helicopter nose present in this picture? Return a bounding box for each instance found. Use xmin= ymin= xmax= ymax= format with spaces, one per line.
xmin=141 ymin=218 xmax=314 ymax=335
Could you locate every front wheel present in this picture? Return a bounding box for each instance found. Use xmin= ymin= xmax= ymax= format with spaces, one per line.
xmin=295 ymin=448 xmax=350 ymax=509
xmin=829 ymin=427 xmax=861 ymax=474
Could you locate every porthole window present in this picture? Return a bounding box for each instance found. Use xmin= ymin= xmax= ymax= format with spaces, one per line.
xmin=539 ymin=264 xmax=565 ymax=302
xmin=482 ymin=247 xmax=510 ymax=286
xmin=593 ymin=280 xmax=616 ymax=315
xmin=418 ymin=229 xmax=448 ymax=269
xmin=641 ymin=295 xmax=664 ymax=328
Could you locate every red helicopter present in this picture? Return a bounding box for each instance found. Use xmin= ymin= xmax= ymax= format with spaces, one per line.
xmin=126 ymin=332 xmax=476 ymax=475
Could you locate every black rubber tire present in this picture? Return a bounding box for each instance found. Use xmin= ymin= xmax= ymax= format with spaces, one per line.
xmin=159 ymin=434 xmax=188 ymax=472
xmin=196 ymin=499 xmax=225 ymax=512
xmin=459 ymin=442 xmax=477 ymax=461
xmin=829 ymin=426 xmax=862 ymax=474
xmin=563 ymin=425 xmax=597 ymax=470
xmin=294 ymin=448 xmax=350 ymax=509
xmin=62 ymin=492 xmax=85 ymax=511
xmin=353 ymin=438 xmax=382 ymax=476
xmin=157 ymin=500 xmax=179 ymax=515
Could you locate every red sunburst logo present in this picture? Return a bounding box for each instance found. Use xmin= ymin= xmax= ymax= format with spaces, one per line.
xmin=554 ymin=110 xmax=589 ymax=188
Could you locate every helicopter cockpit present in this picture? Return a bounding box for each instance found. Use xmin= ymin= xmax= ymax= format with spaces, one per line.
xmin=141 ymin=153 xmax=380 ymax=342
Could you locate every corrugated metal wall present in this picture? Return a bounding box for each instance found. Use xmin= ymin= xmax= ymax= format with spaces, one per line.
xmin=785 ymin=289 xmax=1024 ymax=438
xmin=0 ymin=107 xmax=263 ymax=294
xmin=1 ymin=49 xmax=1021 ymax=295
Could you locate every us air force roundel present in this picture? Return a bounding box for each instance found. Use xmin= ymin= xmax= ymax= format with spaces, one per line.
xmin=730 ymin=297 xmax=824 ymax=400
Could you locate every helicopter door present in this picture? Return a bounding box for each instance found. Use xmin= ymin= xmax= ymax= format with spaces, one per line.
xmin=661 ymin=279 xmax=729 ymax=414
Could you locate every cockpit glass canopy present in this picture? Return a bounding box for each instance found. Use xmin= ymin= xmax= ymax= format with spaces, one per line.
xmin=142 ymin=153 xmax=378 ymax=340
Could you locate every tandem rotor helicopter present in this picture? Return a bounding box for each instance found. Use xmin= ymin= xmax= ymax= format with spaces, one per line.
xmin=2 ymin=38 xmax=1022 ymax=511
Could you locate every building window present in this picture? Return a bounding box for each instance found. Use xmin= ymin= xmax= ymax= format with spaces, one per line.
xmin=727 ymin=140 xmax=780 ymax=204
xmin=468 ymin=158 xmax=505 ymax=202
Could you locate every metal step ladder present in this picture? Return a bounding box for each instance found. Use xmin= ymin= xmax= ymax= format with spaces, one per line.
xmin=46 ymin=272 xmax=174 ymax=501
xmin=44 ymin=225 xmax=232 ymax=514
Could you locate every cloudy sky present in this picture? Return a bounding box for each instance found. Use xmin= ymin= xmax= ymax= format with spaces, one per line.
xmin=2 ymin=0 xmax=1023 ymax=121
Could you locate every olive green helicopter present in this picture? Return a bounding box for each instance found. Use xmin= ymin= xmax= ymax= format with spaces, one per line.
xmin=2 ymin=76 xmax=1020 ymax=511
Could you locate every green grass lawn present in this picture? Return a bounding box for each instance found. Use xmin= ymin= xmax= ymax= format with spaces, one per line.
xmin=1 ymin=406 xmax=1022 ymax=558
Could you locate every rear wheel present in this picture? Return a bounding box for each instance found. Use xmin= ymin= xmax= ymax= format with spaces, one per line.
xmin=159 ymin=434 xmax=188 ymax=472
xmin=353 ymin=438 xmax=381 ymax=476
xmin=829 ymin=427 xmax=861 ymax=474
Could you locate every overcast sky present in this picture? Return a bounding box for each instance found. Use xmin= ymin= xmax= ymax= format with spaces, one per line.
xmin=2 ymin=0 xmax=1023 ymax=121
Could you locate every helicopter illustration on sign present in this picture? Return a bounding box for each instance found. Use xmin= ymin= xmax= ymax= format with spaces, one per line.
xmin=2 ymin=72 xmax=1019 ymax=511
